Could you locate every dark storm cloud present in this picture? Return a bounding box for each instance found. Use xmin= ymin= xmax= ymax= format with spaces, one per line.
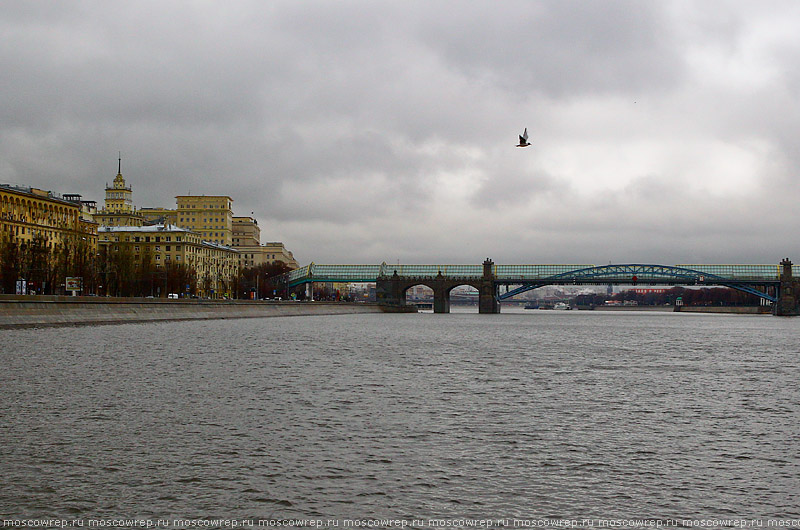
xmin=2 ymin=1 xmax=800 ymax=264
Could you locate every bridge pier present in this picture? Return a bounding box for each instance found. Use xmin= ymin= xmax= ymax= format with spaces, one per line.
xmin=479 ymin=282 xmax=500 ymax=314
xmin=478 ymin=258 xmax=500 ymax=314
xmin=432 ymin=286 xmax=450 ymax=313
xmin=375 ymin=271 xmax=408 ymax=310
xmin=774 ymin=258 xmax=800 ymax=316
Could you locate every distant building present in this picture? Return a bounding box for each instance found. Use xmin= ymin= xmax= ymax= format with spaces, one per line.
xmin=98 ymin=224 xmax=240 ymax=298
xmin=629 ymin=288 xmax=669 ymax=295
xmin=1 ymin=183 xmax=98 ymax=253
xmin=231 ymin=216 xmax=298 ymax=269
xmin=261 ymin=241 xmax=298 ymax=269
xmin=94 ymin=157 xmax=145 ymax=228
xmin=235 ymin=240 xmax=298 ymax=270
xmin=139 ymin=206 xmax=178 ymax=226
xmin=175 ymin=195 xmax=234 ymax=246
xmin=233 ymin=216 xmax=261 ymax=247
xmin=3 ymin=155 xmax=299 ymax=297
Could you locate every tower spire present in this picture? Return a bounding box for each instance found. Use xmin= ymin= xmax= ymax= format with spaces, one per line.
xmin=118 ymin=151 xmax=122 ymax=176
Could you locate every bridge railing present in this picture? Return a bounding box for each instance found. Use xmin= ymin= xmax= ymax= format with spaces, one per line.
xmin=677 ymin=264 xmax=783 ymax=281
xmin=287 ymin=264 xmax=312 ymax=284
xmin=495 ymin=264 xmax=595 ymax=280
xmin=380 ymin=264 xmax=483 ymax=277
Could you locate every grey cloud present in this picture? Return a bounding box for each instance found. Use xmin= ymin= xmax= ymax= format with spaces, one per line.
xmin=418 ymin=1 xmax=685 ymax=98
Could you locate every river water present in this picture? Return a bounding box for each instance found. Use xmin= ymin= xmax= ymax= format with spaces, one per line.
xmin=1 ymin=309 xmax=799 ymax=524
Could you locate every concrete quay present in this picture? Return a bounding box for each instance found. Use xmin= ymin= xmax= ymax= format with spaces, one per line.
xmin=591 ymin=304 xmax=770 ymax=314
xmin=0 ymin=295 xmax=383 ymax=329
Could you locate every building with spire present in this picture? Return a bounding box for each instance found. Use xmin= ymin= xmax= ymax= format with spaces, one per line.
xmin=94 ymin=156 xmax=145 ymax=227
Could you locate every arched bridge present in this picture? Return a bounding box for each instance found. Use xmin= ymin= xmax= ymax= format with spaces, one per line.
xmin=284 ymin=259 xmax=800 ymax=315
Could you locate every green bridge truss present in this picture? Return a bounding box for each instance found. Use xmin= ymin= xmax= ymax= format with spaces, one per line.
xmin=286 ymin=262 xmax=794 ymax=302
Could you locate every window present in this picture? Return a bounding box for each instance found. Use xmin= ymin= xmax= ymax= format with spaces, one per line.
xmin=166 ymin=246 xmax=171 ymax=251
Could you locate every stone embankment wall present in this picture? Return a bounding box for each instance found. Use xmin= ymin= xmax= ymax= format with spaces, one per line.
xmin=676 ymin=305 xmax=770 ymax=314
xmin=0 ymin=295 xmax=383 ymax=329
xmin=590 ymin=305 xmax=769 ymax=314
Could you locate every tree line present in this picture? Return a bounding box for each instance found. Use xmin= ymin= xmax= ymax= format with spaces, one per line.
xmin=1 ymin=233 xmax=291 ymax=299
xmin=575 ymin=286 xmax=763 ymax=307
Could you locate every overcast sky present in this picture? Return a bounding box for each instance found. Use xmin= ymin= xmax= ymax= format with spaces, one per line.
xmin=2 ymin=1 xmax=799 ymax=265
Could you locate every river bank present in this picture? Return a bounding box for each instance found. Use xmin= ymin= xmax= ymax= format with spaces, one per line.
xmin=0 ymin=295 xmax=384 ymax=329
xmin=588 ymin=304 xmax=771 ymax=314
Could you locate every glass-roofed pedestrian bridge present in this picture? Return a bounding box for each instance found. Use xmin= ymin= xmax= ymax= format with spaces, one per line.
xmin=283 ymin=260 xmax=799 ymax=314
xmin=288 ymin=262 xmax=790 ymax=288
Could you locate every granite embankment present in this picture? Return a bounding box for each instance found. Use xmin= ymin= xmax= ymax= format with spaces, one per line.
xmin=591 ymin=304 xmax=770 ymax=314
xmin=0 ymin=295 xmax=384 ymax=329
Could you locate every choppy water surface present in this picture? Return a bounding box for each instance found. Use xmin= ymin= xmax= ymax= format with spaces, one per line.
xmin=1 ymin=310 xmax=799 ymax=520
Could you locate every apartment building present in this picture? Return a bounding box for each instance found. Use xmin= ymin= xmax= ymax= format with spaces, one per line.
xmin=139 ymin=207 xmax=178 ymax=226
xmin=231 ymin=216 xmax=298 ymax=269
xmin=1 ymin=184 xmax=98 ymax=253
xmin=175 ymin=195 xmax=233 ymax=246
xmin=98 ymin=224 xmax=240 ymax=298
xmin=233 ymin=216 xmax=261 ymax=247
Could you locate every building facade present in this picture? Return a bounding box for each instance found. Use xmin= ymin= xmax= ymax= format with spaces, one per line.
xmin=1 ymin=184 xmax=99 ymax=294
xmin=98 ymin=224 xmax=240 ymax=298
xmin=231 ymin=216 xmax=298 ymax=269
xmin=261 ymin=241 xmax=298 ymax=269
xmin=139 ymin=207 xmax=178 ymax=226
xmin=1 ymin=184 xmax=98 ymax=252
xmin=175 ymin=195 xmax=233 ymax=246
xmin=233 ymin=216 xmax=261 ymax=247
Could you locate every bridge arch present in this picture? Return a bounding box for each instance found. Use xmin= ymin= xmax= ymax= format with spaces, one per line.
xmin=497 ymin=264 xmax=777 ymax=302
xmin=393 ymin=278 xmax=484 ymax=313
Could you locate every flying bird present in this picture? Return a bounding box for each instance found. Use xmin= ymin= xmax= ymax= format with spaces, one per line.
xmin=516 ymin=128 xmax=531 ymax=148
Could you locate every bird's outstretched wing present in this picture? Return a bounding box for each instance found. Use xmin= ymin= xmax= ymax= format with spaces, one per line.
xmin=517 ymin=128 xmax=530 ymax=147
